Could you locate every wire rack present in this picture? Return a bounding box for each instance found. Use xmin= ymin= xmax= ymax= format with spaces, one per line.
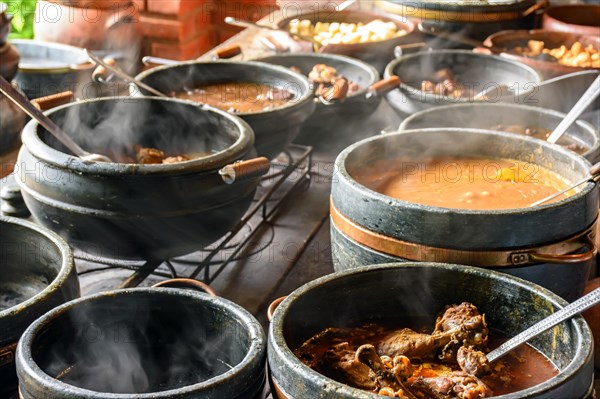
xmin=73 ymin=144 xmax=313 ymax=294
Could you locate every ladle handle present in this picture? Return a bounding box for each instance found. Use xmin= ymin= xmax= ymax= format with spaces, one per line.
xmin=86 ymin=50 xmax=167 ymax=98
xmin=142 ymin=55 xmax=180 ymax=67
xmin=0 ymin=75 xmax=87 ymax=158
xmin=486 ymin=287 xmax=600 ymax=363
xmin=546 ymin=74 xmax=600 ymax=144
xmin=366 ymin=75 xmax=401 ymax=99
xmin=219 ymin=157 xmax=270 ymax=184
xmin=224 ymin=16 xmax=278 ymax=31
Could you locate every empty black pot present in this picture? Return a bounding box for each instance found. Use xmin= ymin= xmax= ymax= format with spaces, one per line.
xmin=16 ymin=287 xmax=266 ymax=398
xmin=268 ymin=263 xmax=594 ymax=398
xmin=134 ymin=61 xmax=316 ymax=159
xmin=16 ymin=97 xmax=264 ymax=260
xmin=0 ymin=216 xmax=79 ymax=395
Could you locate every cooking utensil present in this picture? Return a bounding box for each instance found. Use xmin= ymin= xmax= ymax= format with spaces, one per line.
xmin=546 ymin=73 xmax=600 ymax=144
xmin=224 ymin=16 xmax=319 ymax=47
xmin=529 ymin=161 xmax=600 ymax=207
xmin=0 ymin=75 xmax=111 ymax=163
xmin=86 ymin=49 xmax=166 ymax=97
xmin=486 ymin=287 xmax=600 ymax=363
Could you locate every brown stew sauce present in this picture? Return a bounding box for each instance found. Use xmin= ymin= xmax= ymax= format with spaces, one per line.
xmin=295 ymin=324 xmax=558 ymax=397
xmin=174 ymin=82 xmax=293 ymax=113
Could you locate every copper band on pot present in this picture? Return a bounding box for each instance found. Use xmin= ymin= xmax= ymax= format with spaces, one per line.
xmin=0 ymin=342 xmax=17 ymax=368
xmin=330 ymin=200 xmax=596 ymax=267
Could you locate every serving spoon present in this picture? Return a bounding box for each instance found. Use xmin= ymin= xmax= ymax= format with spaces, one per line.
xmin=546 ymin=73 xmax=600 ymax=144
xmin=486 ymin=287 xmax=600 ymax=363
xmin=528 ymin=161 xmax=600 ymax=207
xmin=0 ymin=75 xmax=112 ymax=162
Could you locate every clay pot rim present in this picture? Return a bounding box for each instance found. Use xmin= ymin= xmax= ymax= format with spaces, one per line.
xmin=0 ymin=216 xmax=74 ymax=319
xmin=257 ymin=52 xmax=380 ymax=99
xmin=268 ymin=262 xmax=593 ymax=399
xmin=275 ymin=9 xmax=416 ymax=51
xmin=20 ymin=96 xmax=255 ymax=175
xmin=384 ymin=49 xmax=542 ymax=102
xmin=17 ymin=287 xmax=266 ymax=397
xmin=483 ymin=29 xmax=600 ymax=74
xmin=335 ymin=127 xmax=595 ymax=215
xmin=135 ymin=60 xmax=315 ymax=117
xmin=397 ymin=102 xmax=600 ymax=160
xmin=544 ymin=4 xmax=600 ymax=29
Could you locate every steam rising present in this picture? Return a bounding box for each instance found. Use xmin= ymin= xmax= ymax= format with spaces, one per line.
xmin=37 ymin=293 xmax=241 ymax=393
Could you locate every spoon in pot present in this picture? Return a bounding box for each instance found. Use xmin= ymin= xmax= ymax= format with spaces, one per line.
xmin=0 ymin=75 xmax=112 ymax=162
xmin=546 ymin=74 xmax=600 ymax=144
xmin=528 ymin=161 xmax=600 ymax=207
xmin=86 ymin=50 xmax=167 ymax=98
xmin=486 ymin=287 xmax=600 ymax=363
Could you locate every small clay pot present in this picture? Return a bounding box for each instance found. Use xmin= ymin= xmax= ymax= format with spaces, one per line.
xmin=542 ymin=5 xmax=600 ymax=37
xmin=0 ymin=41 xmax=19 ymax=81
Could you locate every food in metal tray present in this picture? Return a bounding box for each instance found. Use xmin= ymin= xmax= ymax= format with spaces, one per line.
xmin=288 ymin=19 xmax=405 ymax=46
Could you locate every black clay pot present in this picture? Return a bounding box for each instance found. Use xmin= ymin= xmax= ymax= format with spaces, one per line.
xmin=398 ymin=103 xmax=600 ymax=163
xmin=17 ymin=287 xmax=267 ymax=398
xmin=11 ymin=39 xmax=93 ymax=99
xmin=258 ymin=53 xmax=381 ymax=145
xmin=268 ymin=263 xmax=594 ymax=398
xmin=383 ymin=50 xmax=542 ymax=118
xmin=330 ymin=128 xmax=598 ymax=301
xmin=134 ymin=61 xmax=316 ymax=159
xmin=16 ymin=97 xmax=263 ymax=260
xmin=0 ymin=216 xmax=79 ymax=396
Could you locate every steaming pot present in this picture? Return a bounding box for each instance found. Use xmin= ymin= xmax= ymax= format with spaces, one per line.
xmin=16 ymin=97 xmax=265 ymax=260
xmin=0 ymin=216 xmax=79 ymax=396
xmin=258 ymin=53 xmax=381 ymax=145
xmin=399 ymin=103 xmax=600 ymax=163
xmin=330 ymin=129 xmax=598 ymax=301
xmin=383 ymin=50 xmax=542 ymax=118
xmin=268 ymin=263 xmax=594 ymax=398
xmin=134 ymin=61 xmax=316 ymax=160
xmin=16 ymin=286 xmax=266 ymax=398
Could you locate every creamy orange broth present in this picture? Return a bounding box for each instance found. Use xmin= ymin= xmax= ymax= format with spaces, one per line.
xmin=353 ymin=157 xmax=570 ymax=210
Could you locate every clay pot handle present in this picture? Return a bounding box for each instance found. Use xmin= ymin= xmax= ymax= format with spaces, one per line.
xmin=91 ymin=57 xmax=117 ymax=83
xmin=366 ymin=75 xmax=401 ymax=98
xmin=213 ymin=44 xmax=242 ymax=60
xmin=152 ymin=278 xmax=218 ymax=297
xmin=267 ymin=296 xmax=287 ymax=322
xmin=31 ymin=90 xmax=74 ymax=111
xmin=219 ymin=157 xmax=270 ymax=184
xmin=524 ymin=235 xmax=596 ymax=265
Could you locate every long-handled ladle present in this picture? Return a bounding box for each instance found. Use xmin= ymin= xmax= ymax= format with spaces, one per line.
xmin=486 ymin=287 xmax=600 ymax=363
xmin=546 ymin=73 xmax=600 ymax=144
xmin=85 ymin=50 xmax=167 ymax=98
xmin=529 ymin=161 xmax=600 ymax=207
xmin=0 ymin=75 xmax=112 ymax=162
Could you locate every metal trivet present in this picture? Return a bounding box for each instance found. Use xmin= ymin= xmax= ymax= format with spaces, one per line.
xmin=74 ymin=144 xmax=313 ymax=294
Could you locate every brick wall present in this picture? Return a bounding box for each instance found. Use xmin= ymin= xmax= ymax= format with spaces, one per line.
xmin=138 ymin=0 xmax=278 ymax=61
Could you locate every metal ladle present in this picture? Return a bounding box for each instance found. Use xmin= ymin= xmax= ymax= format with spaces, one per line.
xmin=529 ymin=161 xmax=600 ymax=207
xmin=0 ymin=75 xmax=112 ymax=162
xmin=546 ymin=73 xmax=600 ymax=144
xmin=486 ymin=287 xmax=600 ymax=363
xmin=85 ymin=50 xmax=167 ymax=98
